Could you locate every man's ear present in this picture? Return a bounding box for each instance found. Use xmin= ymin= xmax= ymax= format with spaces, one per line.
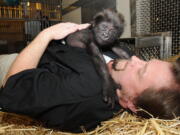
xmin=127 ymin=100 xmax=137 ymax=113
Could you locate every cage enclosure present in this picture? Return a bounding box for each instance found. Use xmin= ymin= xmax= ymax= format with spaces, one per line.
xmin=130 ymin=0 xmax=179 ymax=58
xmin=0 ymin=0 xmax=62 ymax=54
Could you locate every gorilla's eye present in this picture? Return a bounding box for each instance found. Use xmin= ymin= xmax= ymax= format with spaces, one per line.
xmin=101 ymin=24 xmax=107 ymax=30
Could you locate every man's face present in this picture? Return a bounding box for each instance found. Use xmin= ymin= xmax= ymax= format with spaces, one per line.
xmin=108 ymin=56 xmax=174 ymax=112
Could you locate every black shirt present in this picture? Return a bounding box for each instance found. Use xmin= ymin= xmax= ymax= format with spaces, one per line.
xmin=0 ymin=42 xmax=121 ymax=133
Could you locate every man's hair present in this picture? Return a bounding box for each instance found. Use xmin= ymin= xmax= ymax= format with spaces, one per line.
xmin=135 ymin=57 xmax=180 ymax=119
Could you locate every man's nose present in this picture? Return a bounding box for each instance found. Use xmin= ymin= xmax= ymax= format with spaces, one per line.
xmin=130 ymin=56 xmax=146 ymax=66
xmin=131 ymin=56 xmax=139 ymax=61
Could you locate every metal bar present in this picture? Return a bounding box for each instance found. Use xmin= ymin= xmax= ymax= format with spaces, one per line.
xmin=135 ymin=36 xmax=163 ymax=48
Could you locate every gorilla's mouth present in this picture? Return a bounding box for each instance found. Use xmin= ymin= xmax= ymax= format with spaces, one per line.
xmin=94 ymin=28 xmax=119 ymax=45
xmin=102 ymin=32 xmax=109 ymax=40
xmin=100 ymin=30 xmax=118 ymax=42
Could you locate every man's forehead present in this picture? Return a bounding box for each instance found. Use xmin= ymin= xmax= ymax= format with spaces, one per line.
xmin=149 ymin=61 xmax=174 ymax=89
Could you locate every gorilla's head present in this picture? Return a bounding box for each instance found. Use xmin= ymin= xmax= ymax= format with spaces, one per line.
xmin=92 ymin=9 xmax=125 ymax=47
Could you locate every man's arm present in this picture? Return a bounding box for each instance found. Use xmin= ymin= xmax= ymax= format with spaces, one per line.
xmin=3 ymin=22 xmax=90 ymax=86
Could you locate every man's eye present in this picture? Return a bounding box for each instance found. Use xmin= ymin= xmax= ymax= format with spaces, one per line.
xmin=138 ymin=69 xmax=143 ymax=78
xmin=138 ymin=64 xmax=147 ymax=77
xmin=117 ymin=84 xmax=121 ymax=89
xmin=138 ymin=69 xmax=141 ymax=76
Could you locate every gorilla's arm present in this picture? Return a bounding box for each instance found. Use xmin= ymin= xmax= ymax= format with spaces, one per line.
xmin=87 ymin=42 xmax=118 ymax=107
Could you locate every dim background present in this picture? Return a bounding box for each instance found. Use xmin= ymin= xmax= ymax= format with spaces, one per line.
xmin=0 ymin=0 xmax=179 ymax=59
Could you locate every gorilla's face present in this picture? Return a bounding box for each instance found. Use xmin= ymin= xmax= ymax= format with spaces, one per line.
xmin=93 ymin=21 xmax=120 ymax=46
xmin=92 ymin=9 xmax=125 ymax=47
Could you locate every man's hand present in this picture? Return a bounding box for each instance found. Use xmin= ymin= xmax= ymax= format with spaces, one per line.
xmin=43 ymin=22 xmax=90 ymax=41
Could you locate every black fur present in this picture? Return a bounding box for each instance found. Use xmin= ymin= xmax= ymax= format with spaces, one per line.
xmin=66 ymin=9 xmax=126 ymax=108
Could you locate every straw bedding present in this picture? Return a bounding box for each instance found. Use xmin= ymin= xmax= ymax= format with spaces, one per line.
xmin=0 ymin=110 xmax=179 ymax=135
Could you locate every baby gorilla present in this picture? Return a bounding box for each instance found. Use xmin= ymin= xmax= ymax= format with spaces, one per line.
xmin=66 ymin=9 xmax=125 ymax=107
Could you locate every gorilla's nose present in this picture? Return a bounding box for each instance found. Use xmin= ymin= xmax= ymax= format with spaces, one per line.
xmin=103 ymin=32 xmax=109 ymax=39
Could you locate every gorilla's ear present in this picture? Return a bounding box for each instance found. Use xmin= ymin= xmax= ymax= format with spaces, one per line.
xmin=93 ymin=12 xmax=105 ymax=26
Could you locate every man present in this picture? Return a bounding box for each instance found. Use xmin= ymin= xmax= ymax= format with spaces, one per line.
xmin=109 ymin=56 xmax=180 ymax=118
xmin=0 ymin=22 xmax=179 ymax=133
